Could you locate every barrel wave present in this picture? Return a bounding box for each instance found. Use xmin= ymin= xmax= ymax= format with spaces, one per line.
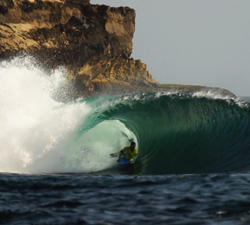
xmin=87 ymin=93 xmax=250 ymax=174
xmin=1 ymin=57 xmax=250 ymax=175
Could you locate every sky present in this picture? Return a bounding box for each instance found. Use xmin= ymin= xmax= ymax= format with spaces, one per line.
xmin=91 ymin=0 xmax=250 ymax=96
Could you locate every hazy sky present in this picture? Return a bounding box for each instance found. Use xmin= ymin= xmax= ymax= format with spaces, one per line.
xmin=91 ymin=0 xmax=250 ymax=96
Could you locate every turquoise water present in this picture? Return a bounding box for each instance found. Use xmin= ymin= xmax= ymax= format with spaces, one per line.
xmin=81 ymin=93 xmax=250 ymax=175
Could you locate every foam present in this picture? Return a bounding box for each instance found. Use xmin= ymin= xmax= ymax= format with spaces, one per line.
xmin=0 ymin=56 xmax=90 ymax=173
xmin=0 ymin=56 xmax=137 ymax=174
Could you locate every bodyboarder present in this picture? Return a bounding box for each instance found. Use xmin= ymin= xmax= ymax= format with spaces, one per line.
xmin=117 ymin=141 xmax=138 ymax=164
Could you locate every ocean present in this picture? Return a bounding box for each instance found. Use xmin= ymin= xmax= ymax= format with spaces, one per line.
xmin=1 ymin=56 xmax=250 ymax=224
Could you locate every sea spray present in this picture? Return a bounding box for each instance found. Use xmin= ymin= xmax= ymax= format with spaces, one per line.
xmin=0 ymin=56 xmax=121 ymax=173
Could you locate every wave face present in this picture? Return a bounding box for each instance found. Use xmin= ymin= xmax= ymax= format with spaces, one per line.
xmin=93 ymin=93 xmax=250 ymax=174
xmin=1 ymin=57 xmax=250 ymax=174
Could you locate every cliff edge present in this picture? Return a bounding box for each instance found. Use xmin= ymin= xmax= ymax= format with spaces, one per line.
xmin=0 ymin=0 xmax=158 ymax=97
xmin=0 ymin=0 xmax=236 ymax=99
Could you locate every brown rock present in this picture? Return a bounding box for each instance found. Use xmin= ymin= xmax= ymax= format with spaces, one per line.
xmin=0 ymin=0 xmax=158 ymax=98
xmin=0 ymin=0 xmax=234 ymax=98
xmin=72 ymin=56 xmax=158 ymax=97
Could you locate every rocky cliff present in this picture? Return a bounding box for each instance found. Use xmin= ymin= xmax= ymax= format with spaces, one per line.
xmin=0 ymin=0 xmax=158 ymax=97
xmin=0 ymin=0 xmax=236 ymax=99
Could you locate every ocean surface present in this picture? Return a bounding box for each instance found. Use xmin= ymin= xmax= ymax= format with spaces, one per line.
xmin=1 ymin=56 xmax=250 ymax=224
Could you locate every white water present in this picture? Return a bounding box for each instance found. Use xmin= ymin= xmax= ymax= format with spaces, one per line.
xmin=0 ymin=56 xmax=135 ymax=173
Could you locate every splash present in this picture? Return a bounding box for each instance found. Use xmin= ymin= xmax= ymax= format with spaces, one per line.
xmin=0 ymin=56 xmax=92 ymax=173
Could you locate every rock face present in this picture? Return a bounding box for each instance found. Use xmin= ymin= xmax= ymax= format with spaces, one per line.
xmin=0 ymin=0 xmax=158 ymax=97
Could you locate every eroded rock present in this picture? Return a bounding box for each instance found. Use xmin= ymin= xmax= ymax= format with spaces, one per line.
xmin=0 ymin=0 xmax=158 ymax=97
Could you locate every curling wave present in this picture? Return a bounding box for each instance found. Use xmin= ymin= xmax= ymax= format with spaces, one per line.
xmin=1 ymin=56 xmax=250 ymax=175
xmin=86 ymin=92 xmax=250 ymax=174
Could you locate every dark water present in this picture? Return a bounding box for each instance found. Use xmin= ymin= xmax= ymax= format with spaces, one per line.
xmin=2 ymin=173 xmax=250 ymax=225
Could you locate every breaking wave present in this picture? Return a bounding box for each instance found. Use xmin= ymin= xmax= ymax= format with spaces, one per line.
xmin=1 ymin=56 xmax=250 ymax=174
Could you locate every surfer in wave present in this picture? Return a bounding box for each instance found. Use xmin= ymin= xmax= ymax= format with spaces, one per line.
xmin=117 ymin=141 xmax=138 ymax=164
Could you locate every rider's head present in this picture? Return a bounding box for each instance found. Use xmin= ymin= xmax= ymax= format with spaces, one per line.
xmin=130 ymin=141 xmax=136 ymax=151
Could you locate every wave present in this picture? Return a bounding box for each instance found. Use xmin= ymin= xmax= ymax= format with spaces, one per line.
xmin=1 ymin=56 xmax=250 ymax=174
xmin=90 ymin=93 xmax=250 ymax=174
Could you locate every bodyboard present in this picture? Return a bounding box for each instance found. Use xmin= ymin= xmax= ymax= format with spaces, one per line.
xmin=118 ymin=156 xmax=136 ymax=165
